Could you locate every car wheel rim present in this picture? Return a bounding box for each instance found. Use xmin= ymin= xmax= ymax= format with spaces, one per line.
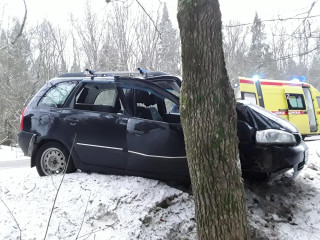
xmin=40 ymin=147 xmax=66 ymax=175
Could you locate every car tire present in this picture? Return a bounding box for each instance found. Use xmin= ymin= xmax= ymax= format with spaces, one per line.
xmin=35 ymin=142 xmax=76 ymax=176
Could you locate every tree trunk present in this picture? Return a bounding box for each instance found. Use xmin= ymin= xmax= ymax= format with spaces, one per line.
xmin=177 ymin=1 xmax=250 ymax=239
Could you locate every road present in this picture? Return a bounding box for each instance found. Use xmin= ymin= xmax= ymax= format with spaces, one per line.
xmin=0 ymin=145 xmax=30 ymax=170
xmin=0 ymin=159 xmax=30 ymax=170
xmin=304 ymin=136 xmax=320 ymax=142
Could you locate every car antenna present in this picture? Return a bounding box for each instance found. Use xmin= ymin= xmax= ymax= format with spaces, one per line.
xmin=85 ymin=69 xmax=96 ymax=80
xmin=137 ymin=67 xmax=147 ymax=78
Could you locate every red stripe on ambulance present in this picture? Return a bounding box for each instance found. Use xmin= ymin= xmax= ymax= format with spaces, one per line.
xmin=271 ymin=111 xmax=288 ymax=115
xmin=239 ymin=78 xmax=309 ymax=87
xmin=239 ymin=79 xmax=254 ymax=84
xmin=289 ymin=111 xmax=306 ymax=115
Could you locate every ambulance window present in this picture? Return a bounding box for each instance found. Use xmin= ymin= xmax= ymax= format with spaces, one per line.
xmin=242 ymin=92 xmax=257 ymax=105
xmin=286 ymin=94 xmax=306 ymax=110
xmin=316 ymin=97 xmax=320 ymax=107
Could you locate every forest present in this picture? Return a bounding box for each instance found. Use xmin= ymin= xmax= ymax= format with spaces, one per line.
xmin=0 ymin=1 xmax=319 ymax=143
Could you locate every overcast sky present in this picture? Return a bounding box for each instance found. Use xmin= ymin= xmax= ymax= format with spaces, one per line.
xmin=220 ymin=0 xmax=319 ymax=22
xmin=1 ymin=0 xmax=319 ymax=29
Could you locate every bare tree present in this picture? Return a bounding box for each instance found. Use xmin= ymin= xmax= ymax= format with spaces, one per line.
xmin=107 ymin=2 xmax=140 ymax=70
xmin=30 ymin=20 xmax=68 ymax=82
xmin=70 ymin=2 xmax=108 ymax=70
xmin=0 ymin=0 xmax=27 ymax=51
xmin=223 ymin=21 xmax=250 ymax=85
xmin=0 ymin=19 xmax=32 ymax=142
xmin=135 ymin=2 xmax=162 ymax=71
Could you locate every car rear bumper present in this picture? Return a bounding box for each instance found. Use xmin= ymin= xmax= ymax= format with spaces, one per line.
xmin=240 ymin=141 xmax=308 ymax=176
xmin=17 ymin=131 xmax=36 ymax=156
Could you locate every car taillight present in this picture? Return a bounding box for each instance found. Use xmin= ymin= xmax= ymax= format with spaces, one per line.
xmin=20 ymin=107 xmax=28 ymax=131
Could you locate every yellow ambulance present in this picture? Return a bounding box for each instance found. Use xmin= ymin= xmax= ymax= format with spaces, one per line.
xmin=235 ymin=77 xmax=320 ymax=137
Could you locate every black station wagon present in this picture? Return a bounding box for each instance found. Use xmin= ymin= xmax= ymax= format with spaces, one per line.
xmin=18 ymin=70 xmax=308 ymax=182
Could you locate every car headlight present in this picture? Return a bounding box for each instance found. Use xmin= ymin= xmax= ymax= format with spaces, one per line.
xmin=256 ymin=129 xmax=296 ymax=144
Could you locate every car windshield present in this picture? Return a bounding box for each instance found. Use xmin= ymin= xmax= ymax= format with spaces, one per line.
xmin=151 ymin=81 xmax=180 ymax=96
xmin=247 ymin=103 xmax=298 ymax=132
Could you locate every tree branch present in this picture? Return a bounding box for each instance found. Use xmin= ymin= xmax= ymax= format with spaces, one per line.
xmin=248 ymin=44 xmax=320 ymax=64
xmin=135 ymin=0 xmax=162 ymax=40
xmin=224 ymin=14 xmax=320 ymax=28
xmin=75 ymin=192 xmax=92 ymax=240
xmin=225 ymin=1 xmax=319 ymax=29
xmin=0 ymin=0 xmax=28 ymax=51
xmin=43 ymin=134 xmax=77 ymax=240
xmin=0 ymin=197 xmax=22 ymax=240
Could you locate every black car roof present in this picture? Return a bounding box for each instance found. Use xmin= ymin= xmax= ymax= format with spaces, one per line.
xmin=58 ymin=71 xmax=171 ymax=78
xmin=56 ymin=71 xmax=177 ymax=80
xmin=52 ymin=71 xmax=181 ymax=88
xmin=49 ymin=72 xmax=180 ymax=104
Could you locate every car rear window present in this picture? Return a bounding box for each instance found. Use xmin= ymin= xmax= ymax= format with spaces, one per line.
xmin=38 ymin=81 xmax=77 ymax=108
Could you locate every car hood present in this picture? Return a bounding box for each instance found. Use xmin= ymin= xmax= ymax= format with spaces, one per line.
xmin=236 ymin=101 xmax=298 ymax=133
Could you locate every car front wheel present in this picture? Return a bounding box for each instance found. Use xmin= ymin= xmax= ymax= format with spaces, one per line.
xmin=35 ymin=142 xmax=76 ymax=176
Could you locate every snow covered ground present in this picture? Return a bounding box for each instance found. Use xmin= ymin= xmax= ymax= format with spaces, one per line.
xmin=0 ymin=145 xmax=28 ymax=162
xmin=0 ymin=138 xmax=319 ymax=240
xmin=246 ymin=137 xmax=320 ymax=240
xmin=0 ymin=145 xmax=196 ymax=240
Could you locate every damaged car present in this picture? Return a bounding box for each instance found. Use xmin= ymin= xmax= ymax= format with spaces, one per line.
xmin=18 ymin=70 xmax=308 ymax=182
xmin=236 ymin=101 xmax=308 ymax=180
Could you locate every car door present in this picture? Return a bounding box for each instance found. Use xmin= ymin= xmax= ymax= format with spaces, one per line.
xmin=284 ymin=90 xmax=310 ymax=135
xmin=60 ymin=81 xmax=128 ymax=172
xmin=303 ymin=87 xmax=318 ymax=132
xmin=121 ymin=81 xmax=189 ymax=179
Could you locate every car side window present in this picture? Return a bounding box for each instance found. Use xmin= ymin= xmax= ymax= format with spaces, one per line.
xmin=94 ymin=89 xmax=117 ymax=106
xmin=165 ymin=99 xmax=179 ymax=114
xmin=74 ymin=82 xmax=123 ymax=113
xmin=38 ymin=81 xmax=77 ymax=108
xmin=134 ymin=89 xmax=163 ymax=121
xmin=286 ymin=94 xmax=306 ymax=110
xmin=163 ymin=98 xmax=180 ymax=123
xmin=123 ymin=86 xmax=181 ymax=123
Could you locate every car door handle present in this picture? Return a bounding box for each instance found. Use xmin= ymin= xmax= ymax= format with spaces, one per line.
xmin=65 ymin=118 xmax=79 ymax=126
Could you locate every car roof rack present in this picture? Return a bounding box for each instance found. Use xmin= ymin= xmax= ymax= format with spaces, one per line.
xmin=85 ymin=69 xmax=143 ymax=77
xmin=85 ymin=68 xmax=170 ymax=79
xmin=58 ymin=72 xmax=85 ymax=77
xmin=58 ymin=69 xmax=171 ymax=80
